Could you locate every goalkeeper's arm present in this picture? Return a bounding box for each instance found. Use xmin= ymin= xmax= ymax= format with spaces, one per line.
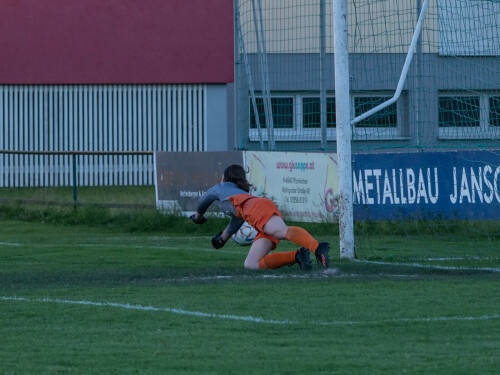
xmin=190 ymin=212 xmax=207 ymax=224
xmin=211 ymin=218 xmax=244 ymax=249
xmin=190 ymin=187 xmax=219 ymax=224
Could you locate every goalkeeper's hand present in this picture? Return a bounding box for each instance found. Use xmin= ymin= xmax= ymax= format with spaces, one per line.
xmin=190 ymin=214 xmax=207 ymax=224
xmin=211 ymin=231 xmax=227 ymax=249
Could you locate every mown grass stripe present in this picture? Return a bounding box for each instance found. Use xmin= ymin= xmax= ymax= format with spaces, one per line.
xmin=0 ymin=241 xmax=245 ymax=255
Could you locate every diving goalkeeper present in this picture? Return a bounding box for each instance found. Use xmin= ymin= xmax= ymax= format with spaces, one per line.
xmin=190 ymin=164 xmax=329 ymax=270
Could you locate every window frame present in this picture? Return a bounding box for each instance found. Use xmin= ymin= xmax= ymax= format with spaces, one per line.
xmin=248 ymin=91 xmax=408 ymax=142
xmin=301 ymin=96 xmax=336 ymax=129
xmin=249 ymin=94 xmax=299 ymax=141
xmin=489 ymin=96 xmax=500 ymax=127
xmin=249 ymin=96 xmax=295 ymax=130
xmin=351 ymin=92 xmax=405 ymax=140
xmin=438 ymin=91 xmax=500 ymax=140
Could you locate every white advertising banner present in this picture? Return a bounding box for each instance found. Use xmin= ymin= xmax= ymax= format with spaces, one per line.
xmin=245 ymin=151 xmax=339 ymax=223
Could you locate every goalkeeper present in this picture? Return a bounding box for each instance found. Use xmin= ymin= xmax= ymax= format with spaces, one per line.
xmin=191 ymin=164 xmax=329 ymax=270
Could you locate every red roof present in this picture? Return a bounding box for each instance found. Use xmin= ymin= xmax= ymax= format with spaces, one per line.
xmin=0 ymin=0 xmax=234 ymax=84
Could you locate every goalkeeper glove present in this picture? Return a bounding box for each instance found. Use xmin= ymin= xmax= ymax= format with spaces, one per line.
xmin=190 ymin=214 xmax=207 ymax=224
xmin=211 ymin=231 xmax=226 ymax=249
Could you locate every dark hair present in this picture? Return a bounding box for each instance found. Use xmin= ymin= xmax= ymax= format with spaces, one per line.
xmin=223 ymin=164 xmax=251 ymax=192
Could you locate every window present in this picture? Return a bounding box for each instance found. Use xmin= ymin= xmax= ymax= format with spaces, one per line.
xmin=439 ymin=96 xmax=480 ymax=128
xmin=438 ymin=92 xmax=500 ymax=139
xmin=250 ymin=97 xmax=294 ymax=129
xmin=351 ymin=94 xmax=405 ymax=140
xmin=354 ymin=96 xmax=397 ymax=127
xmin=489 ymin=96 xmax=500 ymax=127
xmin=302 ymin=97 xmax=336 ymax=128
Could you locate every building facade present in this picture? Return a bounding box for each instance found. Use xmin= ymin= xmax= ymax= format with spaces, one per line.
xmin=0 ymin=0 xmax=235 ymax=186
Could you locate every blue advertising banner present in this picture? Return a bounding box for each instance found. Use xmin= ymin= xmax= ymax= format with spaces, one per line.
xmin=352 ymin=150 xmax=500 ymax=220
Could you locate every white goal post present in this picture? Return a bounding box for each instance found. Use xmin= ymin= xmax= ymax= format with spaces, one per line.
xmin=333 ymin=0 xmax=430 ymax=259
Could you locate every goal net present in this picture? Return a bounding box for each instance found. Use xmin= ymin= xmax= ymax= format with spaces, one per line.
xmin=235 ymin=0 xmax=500 ymax=263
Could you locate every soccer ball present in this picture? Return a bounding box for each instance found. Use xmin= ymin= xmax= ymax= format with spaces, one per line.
xmin=232 ymin=222 xmax=258 ymax=246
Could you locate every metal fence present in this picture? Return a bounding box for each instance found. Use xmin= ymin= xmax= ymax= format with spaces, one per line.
xmin=0 ymin=150 xmax=153 ymax=191
xmin=0 ymin=84 xmax=207 ymax=187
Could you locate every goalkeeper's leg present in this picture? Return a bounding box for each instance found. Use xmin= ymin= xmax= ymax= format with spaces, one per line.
xmin=244 ymin=237 xmax=311 ymax=270
xmin=263 ymin=214 xmax=329 ymax=269
xmin=263 ymin=215 xmax=319 ymax=252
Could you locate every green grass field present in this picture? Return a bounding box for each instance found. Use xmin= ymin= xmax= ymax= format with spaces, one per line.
xmin=1 ymin=216 xmax=499 ymax=374
xmin=0 ymin=186 xmax=156 ymax=206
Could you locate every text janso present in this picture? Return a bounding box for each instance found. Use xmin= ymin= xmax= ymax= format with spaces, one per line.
xmin=352 ymin=166 xmax=500 ymax=205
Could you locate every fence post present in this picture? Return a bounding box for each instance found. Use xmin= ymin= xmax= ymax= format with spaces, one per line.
xmin=72 ymin=153 xmax=78 ymax=204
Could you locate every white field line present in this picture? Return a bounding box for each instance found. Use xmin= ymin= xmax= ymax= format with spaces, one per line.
xmin=0 ymin=242 xmax=22 ymax=246
xmin=356 ymin=260 xmax=500 ymax=273
xmin=0 ymin=296 xmax=290 ymax=325
xmin=160 ymin=270 xmax=421 ymax=282
xmin=319 ymin=314 xmax=500 ymax=326
xmin=1 ymin=295 xmax=499 ymax=326
xmin=421 ymin=257 xmax=499 ymax=261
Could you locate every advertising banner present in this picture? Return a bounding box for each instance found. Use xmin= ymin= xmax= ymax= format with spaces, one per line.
xmin=352 ymin=150 xmax=500 ymax=220
xmin=155 ymin=149 xmax=499 ymax=222
xmin=155 ymin=151 xmax=243 ymax=212
xmin=245 ymin=151 xmax=339 ymax=222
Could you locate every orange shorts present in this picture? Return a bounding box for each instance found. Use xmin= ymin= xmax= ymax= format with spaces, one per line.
xmin=229 ymin=194 xmax=283 ymax=249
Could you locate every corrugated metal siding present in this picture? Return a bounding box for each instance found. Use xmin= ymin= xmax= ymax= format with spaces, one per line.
xmin=0 ymin=84 xmax=207 ymax=187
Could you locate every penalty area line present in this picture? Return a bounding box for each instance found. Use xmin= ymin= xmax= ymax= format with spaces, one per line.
xmin=1 ymin=295 xmax=499 ymax=326
xmin=356 ymin=259 xmax=500 ymax=273
xmin=0 ymin=296 xmax=291 ymax=325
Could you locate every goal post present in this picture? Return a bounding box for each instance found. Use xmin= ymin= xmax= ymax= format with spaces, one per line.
xmin=334 ymin=0 xmax=430 ymax=259
xmin=333 ymin=0 xmax=354 ymax=259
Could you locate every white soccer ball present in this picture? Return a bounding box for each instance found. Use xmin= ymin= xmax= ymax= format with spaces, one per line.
xmin=232 ymin=222 xmax=258 ymax=246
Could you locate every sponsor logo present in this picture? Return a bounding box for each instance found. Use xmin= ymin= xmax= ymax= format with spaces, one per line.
xmin=276 ymin=161 xmax=315 ymax=172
